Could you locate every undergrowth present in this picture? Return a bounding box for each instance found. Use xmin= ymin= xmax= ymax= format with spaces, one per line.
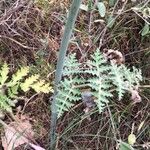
xmin=0 ymin=63 xmax=53 ymax=112
xmin=56 ymin=50 xmax=142 ymax=118
xmin=0 ymin=0 xmax=149 ymax=149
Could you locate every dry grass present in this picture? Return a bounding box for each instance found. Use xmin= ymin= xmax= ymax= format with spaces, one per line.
xmin=0 ymin=0 xmax=149 ymax=149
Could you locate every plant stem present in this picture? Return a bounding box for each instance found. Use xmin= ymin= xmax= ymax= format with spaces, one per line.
xmin=50 ymin=0 xmax=82 ymax=149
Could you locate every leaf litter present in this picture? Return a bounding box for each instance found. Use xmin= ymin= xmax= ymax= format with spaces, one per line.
xmin=1 ymin=115 xmax=45 ymax=150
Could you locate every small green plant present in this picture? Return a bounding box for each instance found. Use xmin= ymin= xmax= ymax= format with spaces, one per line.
xmin=56 ymin=54 xmax=84 ymax=117
xmin=56 ymin=49 xmax=142 ymax=118
xmin=34 ymin=0 xmax=50 ymax=13
xmin=0 ymin=63 xmax=53 ymax=112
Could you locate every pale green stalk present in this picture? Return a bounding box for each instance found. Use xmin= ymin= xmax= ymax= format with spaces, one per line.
xmin=50 ymin=0 xmax=82 ymax=149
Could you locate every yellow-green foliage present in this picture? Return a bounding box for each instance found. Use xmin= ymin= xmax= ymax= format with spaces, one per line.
xmin=34 ymin=0 xmax=70 ymax=13
xmin=21 ymin=75 xmax=52 ymax=93
xmin=20 ymin=75 xmax=39 ymax=92
xmin=8 ymin=67 xmax=29 ymax=86
xmin=0 ymin=63 xmax=9 ymax=85
xmin=34 ymin=0 xmax=51 ymax=13
xmin=0 ymin=63 xmax=53 ymax=112
xmin=56 ymin=50 xmax=142 ymax=118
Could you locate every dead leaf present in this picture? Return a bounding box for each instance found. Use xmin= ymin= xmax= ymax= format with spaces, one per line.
xmin=81 ymin=91 xmax=96 ymax=121
xmin=103 ymin=49 xmax=125 ymax=64
xmin=81 ymin=91 xmax=96 ymax=108
xmin=131 ymin=89 xmax=141 ymax=103
xmin=1 ymin=118 xmax=34 ymax=150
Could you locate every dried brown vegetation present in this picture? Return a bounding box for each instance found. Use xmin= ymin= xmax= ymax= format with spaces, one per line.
xmin=0 ymin=0 xmax=149 ymax=149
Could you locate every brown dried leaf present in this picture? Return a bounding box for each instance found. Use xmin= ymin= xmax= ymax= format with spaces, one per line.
xmin=131 ymin=89 xmax=142 ymax=103
xmin=1 ymin=118 xmax=34 ymax=150
xmin=81 ymin=91 xmax=96 ymax=108
xmin=103 ymin=49 xmax=125 ymax=64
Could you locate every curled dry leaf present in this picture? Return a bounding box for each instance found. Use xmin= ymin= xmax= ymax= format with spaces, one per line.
xmin=1 ymin=115 xmax=45 ymax=150
xmin=130 ymin=88 xmax=142 ymax=103
xmin=1 ymin=119 xmax=34 ymax=150
xmin=81 ymin=91 xmax=96 ymax=108
xmin=81 ymin=91 xmax=96 ymax=121
xmin=103 ymin=49 xmax=125 ymax=64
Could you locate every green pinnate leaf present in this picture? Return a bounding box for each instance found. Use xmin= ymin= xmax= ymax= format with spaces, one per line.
xmin=141 ymin=24 xmax=149 ymax=36
xmin=31 ymin=80 xmax=52 ymax=93
xmin=119 ymin=141 xmax=134 ymax=150
xmin=20 ymin=75 xmax=39 ymax=92
xmin=8 ymin=67 xmax=29 ymax=86
xmin=97 ymin=2 xmax=106 ymax=17
xmin=0 ymin=63 xmax=9 ymax=85
xmin=55 ymin=49 xmax=142 ymax=118
xmin=0 ymin=63 xmax=53 ymax=112
xmin=8 ymin=85 xmax=19 ymax=98
xmin=107 ymin=15 xmax=115 ymax=28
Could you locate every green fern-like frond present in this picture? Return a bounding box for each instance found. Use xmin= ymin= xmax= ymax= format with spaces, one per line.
xmin=56 ymin=77 xmax=81 ymax=118
xmin=31 ymin=80 xmax=52 ymax=93
xmin=88 ymin=77 xmax=112 ymax=113
xmin=0 ymin=63 xmax=53 ymax=112
xmin=56 ymin=54 xmax=84 ymax=118
xmin=109 ymin=64 xmax=127 ymax=100
xmin=20 ymin=75 xmax=39 ymax=92
xmin=0 ymin=63 xmax=9 ymax=85
xmin=0 ymin=94 xmax=15 ymax=112
xmin=110 ymin=64 xmax=142 ymax=100
xmin=86 ymin=50 xmax=112 ymax=113
xmin=55 ymin=49 xmax=142 ymax=118
xmin=8 ymin=85 xmax=19 ymax=98
xmin=87 ymin=50 xmax=110 ymax=72
xmin=8 ymin=67 xmax=29 ymax=86
xmin=122 ymin=66 xmax=142 ymax=88
xmin=63 ymin=53 xmax=82 ymax=76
